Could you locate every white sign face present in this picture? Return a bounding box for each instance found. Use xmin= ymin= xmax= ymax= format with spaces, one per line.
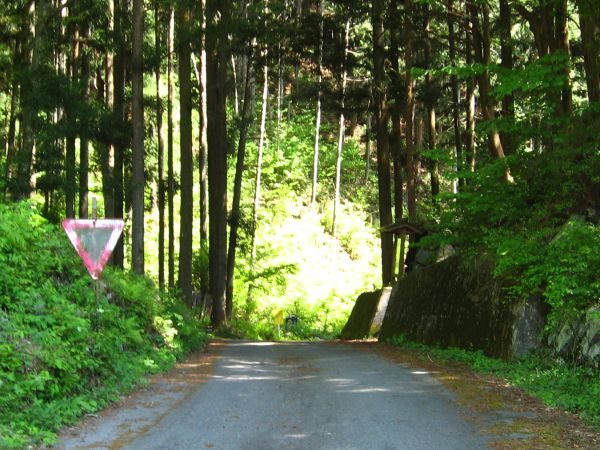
xmin=62 ymin=219 xmax=124 ymax=280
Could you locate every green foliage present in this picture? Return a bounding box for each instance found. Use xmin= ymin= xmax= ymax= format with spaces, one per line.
xmin=494 ymin=220 xmax=600 ymax=329
xmin=424 ymin=101 xmax=600 ymax=332
xmin=388 ymin=335 xmax=600 ymax=428
xmin=221 ymin=106 xmax=379 ymax=342
xmin=0 ymin=201 xmax=207 ymax=448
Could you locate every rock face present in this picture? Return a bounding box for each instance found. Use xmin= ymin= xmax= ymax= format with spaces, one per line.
xmin=339 ymin=290 xmax=381 ymax=340
xmin=548 ymin=307 xmax=600 ymax=369
xmin=379 ymin=256 xmax=546 ymax=360
xmin=370 ymin=287 xmax=392 ymax=336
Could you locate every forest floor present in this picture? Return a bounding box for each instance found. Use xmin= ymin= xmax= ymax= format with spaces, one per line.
xmin=52 ymin=340 xmax=600 ymax=449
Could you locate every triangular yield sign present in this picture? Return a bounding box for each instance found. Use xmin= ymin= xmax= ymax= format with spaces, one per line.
xmin=62 ymin=219 xmax=124 ymax=280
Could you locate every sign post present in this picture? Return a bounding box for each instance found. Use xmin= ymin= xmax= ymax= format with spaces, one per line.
xmin=62 ymin=198 xmax=124 ymax=324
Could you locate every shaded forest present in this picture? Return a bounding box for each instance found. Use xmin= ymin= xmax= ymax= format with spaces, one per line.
xmin=0 ymin=0 xmax=598 ymax=329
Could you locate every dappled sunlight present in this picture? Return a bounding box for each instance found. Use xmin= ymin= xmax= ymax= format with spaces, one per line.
xmin=343 ymin=387 xmax=391 ymax=393
xmin=284 ymin=433 xmax=309 ymax=439
xmin=227 ymin=341 xmax=279 ymax=347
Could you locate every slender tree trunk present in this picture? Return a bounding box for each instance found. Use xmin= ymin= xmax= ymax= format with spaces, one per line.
xmin=132 ymin=0 xmax=145 ymax=275
xmin=578 ymin=0 xmax=600 ymax=102
xmin=113 ymin=0 xmax=126 ymax=267
xmin=251 ymin=59 xmax=269 ymax=262
xmin=423 ymin=6 xmax=439 ymax=204
xmin=231 ymin=53 xmax=239 ymax=116
xmin=155 ymin=3 xmax=165 ymax=289
xmin=65 ymin=11 xmax=78 ymax=218
xmin=332 ymin=19 xmax=350 ymax=238
xmin=198 ymin=0 xmax=209 ymax=303
xmin=389 ymin=0 xmax=403 ymax=223
xmin=469 ymin=1 xmax=512 ymax=182
xmin=177 ymin=0 xmax=194 ymax=304
xmin=167 ymin=7 xmax=175 ymax=288
xmin=499 ymin=0 xmax=516 ymax=155
xmin=101 ymin=1 xmax=115 ymax=220
xmin=404 ymin=0 xmax=417 ymax=223
xmin=226 ymin=53 xmax=254 ymax=316
xmin=555 ymin=0 xmax=572 ymax=115
xmin=3 ymin=51 xmax=20 ymax=200
xmin=16 ymin=0 xmax=44 ymax=199
xmin=447 ymin=0 xmax=463 ymax=191
xmin=364 ymin=113 xmax=371 ymax=185
xmin=373 ymin=0 xmax=393 ymax=286
xmin=207 ymin=0 xmax=229 ymax=328
xmin=291 ymin=0 xmax=303 ymax=117
xmin=310 ymin=0 xmax=324 ymax=206
xmin=276 ymin=47 xmax=283 ymax=153
xmin=78 ymin=23 xmax=90 ymax=218
xmin=99 ymin=64 xmax=115 ymax=218
xmin=465 ymin=13 xmax=476 ymax=178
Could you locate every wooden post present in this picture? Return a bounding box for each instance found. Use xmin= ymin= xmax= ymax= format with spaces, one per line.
xmin=398 ymin=231 xmax=406 ymax=280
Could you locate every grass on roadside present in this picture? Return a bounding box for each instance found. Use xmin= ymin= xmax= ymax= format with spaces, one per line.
xmin=386 ymin=335 xmax=600 ymax=429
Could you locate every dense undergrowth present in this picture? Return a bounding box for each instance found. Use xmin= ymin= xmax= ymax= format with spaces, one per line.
xmin=388 ymin=335 xmax=600 ymax=429
xmin=425 ymin=105 xmax=600 ymax=333
xmin=0 ymin=201 xmax=207 ymax=449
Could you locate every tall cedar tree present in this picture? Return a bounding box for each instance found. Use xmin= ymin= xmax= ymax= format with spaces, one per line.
xmin=207 ymin=0 xmax=229 ymax=327
xmin=178 ymin=0 xmax=194 ymax=305
xmin=131 ymin=0 xmax=145 ymax=274
xmin=372 ymin=0 xmax=394 ymax=286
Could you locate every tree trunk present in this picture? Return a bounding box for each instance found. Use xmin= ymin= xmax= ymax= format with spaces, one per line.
xmin=332 ymin=19 xmax=350 ymax=238
xmin=310 ymin=0 xmax=324 ymax=206
xmin=167 ymin=7 xmax=175 ymax=288
xmin=78 ymin=22 xmax=90 ymax=219
xmin=469 ymin=1 xmax=512 ymax=182
xmin=99 ymin=63 xmax=115 ymax=218
xmin=447 ymin=0 xmax=463 ymax=191
xmin=364 ymin=113 xmax=372 ymax=186
xmin=465 ymin=12 xmax=476 ymax=178
xmin=155 ymin=2 xmax=165 ymax=289
xmin=251 ymin=59 xmax=269 ymax=263
xmin=112 ymin=0 xmax=126 ymax=267
xmin=389 ymin=0 xmax=403 ymax=224
xmin=423 ymin=5 xmax=439 ymax=204
xmin=132 ymin=0 xmax=145 ymax=275
xmin=555 ymin=0 xmax=572 ymax=115
xmin=177 ymin=0 xmax=194 ymax=304
xmin=198 ymin=0 xmax=209 ymax=304
xmin=373 ymin=0 xmax=393 ymax=286
xmin=226 ymin=53 xmax=254 ymax=317
xmin=578 ymin=0 xmax=600 ymax=102
xmin=207 ymin=0 xmax=229 ymax=328
xmin=499 ymin=0 xmax=516 ymax=155
xmin=4 ymin=42 xmax=21 ymax=201
xmin=65 ymin=11 xmax=78 ymax=218
xmin=16 ymin=0 xmax=45 ymax=199
xmin=404 ymin=0 xmax=416 ymax=223
xmin=101 ymin=1 xmax=115 ymax=220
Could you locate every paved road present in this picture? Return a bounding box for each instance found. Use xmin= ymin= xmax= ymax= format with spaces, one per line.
xmin=57 ymin=340 xmax=495 ymax=449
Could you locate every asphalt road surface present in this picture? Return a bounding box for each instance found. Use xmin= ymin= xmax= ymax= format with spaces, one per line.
xmin=56 ymin=340 xmax=503 ymax=449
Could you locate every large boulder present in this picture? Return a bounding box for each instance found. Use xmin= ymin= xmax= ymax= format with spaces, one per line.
xmin=548 ymin=307 xmax=600 ymax=369
xmin=379 ymin=256 xmax=547 ymax=359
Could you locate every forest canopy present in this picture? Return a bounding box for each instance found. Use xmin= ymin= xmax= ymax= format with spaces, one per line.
xmin=0 ymin=0 xmax=598 ymax=332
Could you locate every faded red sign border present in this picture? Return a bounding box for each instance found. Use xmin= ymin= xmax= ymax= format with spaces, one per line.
xmin=62 ymin=219 xmax=124 ymax=280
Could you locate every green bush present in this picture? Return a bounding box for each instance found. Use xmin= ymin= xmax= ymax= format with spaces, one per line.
xmin=0 ymin=201 xmax=207 ymax=448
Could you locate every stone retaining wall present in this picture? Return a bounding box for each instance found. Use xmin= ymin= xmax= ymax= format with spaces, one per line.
xmin=379 ymin=256 xmax=546 ymax=360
